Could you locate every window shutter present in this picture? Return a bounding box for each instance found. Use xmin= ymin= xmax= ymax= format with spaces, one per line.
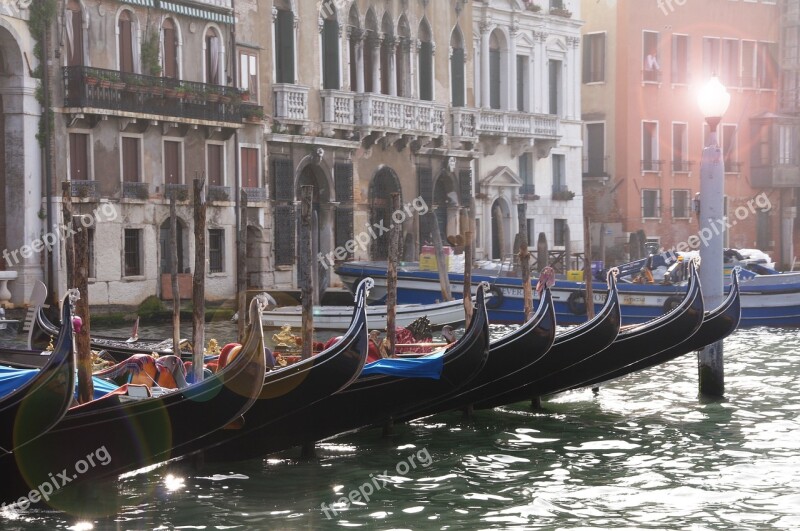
xmin=164 ymin=141 xmax=180 ymax=184
xmin=207 ymin=145 xmax=222 ymax=186
xmin=490 ymin=50 xmax=501 ymax=109
xmin=274 ymin=204 xmax=296 ymax=265
xmin=69 ymin=6 xmax=84 ymax=67
xmin=163 ymin=25 xmax=177 ymax=78
xmin=419 ymin=42 xmax=433 ymax=101
xmin=276 ymin=10 xmax=295 ymax=83
xmin=70 ymin=133 xmax=88 ymax=181
xmin=323 ymin=18 xmax=340 ymax=90
xmin=119 ymin=18 xmax=134 ymax=73
xmin=451 ymin=47 xmax=465 ymax=107
xmin=272 ymin=157 xmax=294 ymax=201
xmin=334 ymin=161 xmax=354 ymax=202
xmin=459 ymin=169 xmax=472 ymax=205
xmin=516 ymin=55 xmax=525 ymax=111
xmin=242 ymin=148 xmax=259 ymax=188
xmin=583 ymin=35 xmax=591 ymax=82
xmin=122 ymin=137 xmax=139 ymax=183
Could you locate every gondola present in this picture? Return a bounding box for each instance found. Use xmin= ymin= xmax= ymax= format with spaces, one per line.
xmin=0 ymin=295 xmax=268 ymax=508
xmin=0 ymin=292 xmax=76 ymax=454
xmin=475 ymin=270 xmax=622 ymax=410
xmin=576 ymin=269 xmax=741 ymax=391
xmin=197 ymin=283 xmax=491 ymax=462
xmin=482 ymin=262 xmax=704 ymax=405
xmin=397 ymin=286 xmax=556 ymax=420
xmin=30 ymin=302 xmax=188 ymax=361
xmin=180 ymin=277 xmax=371 ymax=459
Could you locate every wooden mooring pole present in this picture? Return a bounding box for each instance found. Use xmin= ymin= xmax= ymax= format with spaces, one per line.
xmin=583 ymin=216 xmax=595 ymax=319
xmin=386 ymin=193 xmax=401 ymax=357
xmin=427 ymin=211 xmax=452 ymax=301
xmin=237 ymin=190 xmax=248 ymax=342
xmin=518 ymin=204 xmax=532 ymax=321
xmin=73 ymin=215 xmax=93 ymax=403
xmin=299 ymin=185 xmax=314 ymax=360
xmin=462 ymin=199 xmax=474 ymax=327
xmin=61 ymin=182 xmax=74 ymax=289
xmin=192 ymin=177 xmax=206 ymax=383
xmin=170 ymin=196 xmax=181 ymax=355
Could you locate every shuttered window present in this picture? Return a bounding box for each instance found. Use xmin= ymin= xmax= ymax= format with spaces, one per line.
xmin=207 ymin=144 xmax=223 ymax=186
xmin=122 ymin=137 xmax=140 ymax=183
xmin=69 ymin=133 xmax=89 ymax=181
xmin=208 ymin=229 xmax=224 ymax=273
xmin=490 ymin=48 xmax=501 ymax=109
xmin=419 ymin=41 xmax=433 ymax=101
xmin=271 ymin=157 xmax=294 ymax=201
xmin=451 ymin=47 xmax=465 ymax=107
xmin=241 ymin=147 xmax=259 ymax=188
xmin=118 ymin=11 xmax=134 ymax=73
xmin=274 ymin=204 xmax=296 ymax=266
xmin=549 ymin=60 xmax=561 ymax=115
xmin=66 ymin=0 xmax=84 ymax=67
xmin=517 ymin=55 xmax=526 ymax=111
xmin=124 ymin=228 xmax=142 ymax=276
xmin=164 ymin=141 xmax=181 ymax=185
xmin=671 ymin=34 xmax=689 ymax=85
xmin=583 ymin=33 xmax=605 ymax=83
xmin=322 ymin=18 xmax=340 ymax=90
xmin=275 ymin=9 xmax=295 ymax=83
xmin=163 ymin=19 xmax=178 ymax=79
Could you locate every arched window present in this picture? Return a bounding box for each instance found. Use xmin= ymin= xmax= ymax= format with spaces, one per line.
xmin=380 ymin=12 xmax=393 ymax=95
xmin=489 ymin=30 xmax=504 ymax=109
xmin=65 ymin=0 xmax=84 ymax=67
xmin=364 ymin=8 xmax=378 ymax=93
xmin=274 ymin=0 xmax=295 ymax=83
xmin=321 ymin=6 xmax=340 ymax=89
xmin=450 ymin=26 xmax=465 ymax=107
xmin=118 ymin=10 xmax=135 ymax=73
xmin=396 ymin=15 xmax=411 ymax=97
xmin=162 ymin=18 xmax=178 ymax=79
xmin=418 ymin=19 xmax=433 ymax=101
xmin=347 ymin=5 xmax=360 ymax=91
xmin=205 ymin=27 xmax=221 ymax=84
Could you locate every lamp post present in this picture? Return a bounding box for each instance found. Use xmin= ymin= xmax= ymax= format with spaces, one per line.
xmin=697 ymin=76 xmax=730 ymax=397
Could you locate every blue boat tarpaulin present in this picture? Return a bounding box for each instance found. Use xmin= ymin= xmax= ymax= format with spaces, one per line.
xmin=0 ymin=366 xmax=118 ymax=400
xmin=360 ymin=352 xmax=444 ymax=380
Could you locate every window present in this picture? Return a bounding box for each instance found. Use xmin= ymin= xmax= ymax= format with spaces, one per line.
xmin=380 ymin=15 xmax=393 ymax=95
xmin=552 ymin=154 xmax=565 ymax=193
xmin=118 ymin=11 xmax=135 ymax=73
xmin=583 ymin=33 xmax=605 ymax=83
xmin=418 ymin=19 xmax=433 ymax=101
xmin=122 ymin=136 xmax=141 ymax=183
xmin=519 ymin=153 xmax=534 ymax=195
xmin=642 ymin=121 xmax=659 ymax=172
xmin=584 ymin=123 xmax=606 ymax=177
xmin=206 ymin=143 xmax=224 ymax=186
xmin=742 ymin=41 xmax=757 ymax=88
xmin=672 ymin=190 xmax=691 ymax=219
xmin=241 ymin=147 xmax=259 ymax=188
xmin=490 ymin=31 xmax=502 ymax=109
xmin=239 ymin=50 xmax=258 ymax=100
xmin=672 ymin=123 xmax=689 ymax=171
xmin=753 ymin=123 xmax=771 ymax=166
xmin=516 ymin=55 xmax=528 ymax=111
xmin=124 ymin=228 xmax=142 ymax=277
xmin=65 ymin=0 xmax=84 ymax=67
xmin=451 ymin=28 xmax=466 ymax=107
xmin=671 ymin=34 xmax=689 ymax=84
xmin=778 ymin=125 xmax=796 ymax=165
xmin=722 ymin=39 xmax=740 ymax=87
xmin=722 ymin=125 xmax=738 ymax=170
xmin=554 ymin=219 xmax=567 ymax=247
xmin=205 ymin=28 xmax=221 ymax=85
xmin=162 ymin=18 xmax=178 ymax=79
xmin=275 ymin=1 xmax=295 ymax=83
xmin=209 ymin=228 xmax=225 ymax=273
xmin=643 ymin=31 xmax=660 ymax=82
xmin=757 ymin=42 xmax=778 ymax=89
xmin=785 ymin=25 xmax=800 ymax=68
xmin=69 ymin=133 xmax=90 ymax=181
xmin=549 ymin=60 xmax=561 ymax=115
xmin=321 ymin=10 xmax=340 ymax=90
xmin=642 ymin=189 xmax=661 ymax=219
xmin=703 ymin=37 xmax=721 ymax=80
xmin=163 ymin=140 xmax=182 ymax=185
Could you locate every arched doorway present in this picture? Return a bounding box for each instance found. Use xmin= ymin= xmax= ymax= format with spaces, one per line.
xmin=491 ymin=198 xmax=510 ymax=260
xmin=296 ymin=164 xmax=332 ymax=303
xmin=369 ymin=167 xmax=401 ymax=260
xmin=433 ymin=172 xmax=459 ymax=242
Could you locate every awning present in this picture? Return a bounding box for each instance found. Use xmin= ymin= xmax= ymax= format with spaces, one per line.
xmin=121 ymin=0 xmax=155 ymax=6
xmin=158 ymin=1 xmax=235 ymax=24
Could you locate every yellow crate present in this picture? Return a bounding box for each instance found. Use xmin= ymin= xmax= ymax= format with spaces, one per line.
xmin=566 ymin=270 xmax=584 ymax=281
xmin=420 ymin=253 xmax=450 ymax=271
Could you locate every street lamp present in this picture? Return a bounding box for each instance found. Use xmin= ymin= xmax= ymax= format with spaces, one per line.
xmin=696 ymin=76 xmax=730 ymax=398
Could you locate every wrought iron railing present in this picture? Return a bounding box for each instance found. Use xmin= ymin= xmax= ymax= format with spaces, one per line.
xmin=242 ymin=187 xmax=268 ymax=202
xmin=641 ymin=159 xmax=664 ymax=172
xmin=63 ymin=66 xmax=243 ymax=123
xmin=208 ymin=185 xmax=231 ymax=202
xmin=70 ymin=180 xmax=98 ymax=199
xmin=122 ymin=182 xmax=150 ymax=200
xmin=671 ymin=160 xmax=693 ymax=173
xmin=165 ymin=183 xmax=189 ymax=201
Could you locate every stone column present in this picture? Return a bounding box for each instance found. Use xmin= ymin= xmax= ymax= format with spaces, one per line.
xmin=387 ymin=38 xmax=398 ymax=96
xmin=509 ymin=25 xmax=518 ymax=111
xmin=354 ymin=30 xmax=365 ymax=93
xmin=371 ymin=36 xmax=381 ymax=94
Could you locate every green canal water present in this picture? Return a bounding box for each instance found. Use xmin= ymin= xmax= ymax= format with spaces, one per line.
xmin=2 ymin=324 xmax=799 ymax=530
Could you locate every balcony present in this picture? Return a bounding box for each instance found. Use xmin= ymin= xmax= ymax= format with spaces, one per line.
xmin=552 ymin=185 xmax=575 ymax=201
xmin=477 ymin=109 xmax=559 ymax=139
xmin=724 ymin=160 xmax=743 ymax=173
xmin=208 ymin=185 xmax=231 ymax=202
xmin=641 ymin=159 xmax=664 ymax=173
xmin=70 ymin=180 xmax=98 ymax=199
xmin=164 ymin=183 xmax=189 ymax=202
xmin=320 ymin=89 xmax=355 ymax=135
xmin=451 ymin=107 xmax=478 ymax=143
xmin=242 ymin=187 xmax=268 ymax=203
xmin=671 ymin=160 xmax=693 ymax=173
xmin=752 ymin=164 xmax=800 ymax=188
xmin=273 ymin=84 xmax=310 ymax=128
xmin=122 ymin=182 xmax=150 ymax=200
xmin=519 ymin=184 xmax=539 ymax=199
xmin=63 ymin=66 xmax=243 ymax=124
xmin=354 ymin=93 xmax=447 ymax=140
xmin=642 ymin=69 xmax=662 ymax=84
